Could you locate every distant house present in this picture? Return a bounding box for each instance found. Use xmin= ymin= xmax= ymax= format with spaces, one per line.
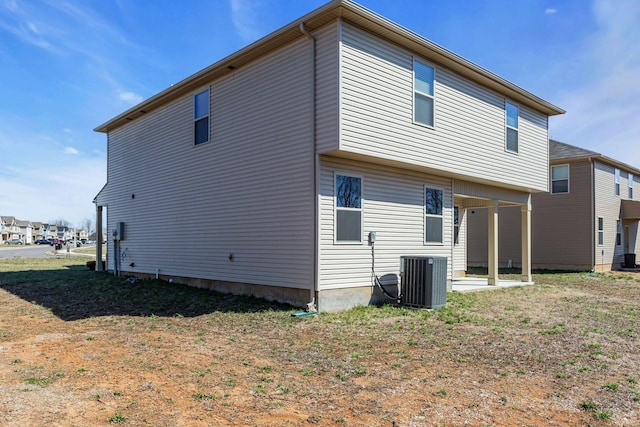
xmin=468 ymin=140 xmax=640 ymax=272
xmin=78 ymin=229 xmax=89 ymax=242
xmin=32 ymin=222 xmax=45 ymax=242
xmin=15 ymin=220 xmax=33 ymax=244
xmin=42 ymin=224 xmax=55 ymax=240
xmin=94 ymin=0 xmax=563 ymax=311
xmin=1 ymin=216 xmax=21 ymax=243
xmin=0 ymin=217 xmax=8 ymax=243
xmin=0 ymin=217 xmax=7 ymax=243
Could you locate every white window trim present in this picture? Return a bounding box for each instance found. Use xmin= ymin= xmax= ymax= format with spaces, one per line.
xmin=615 ymin=168 xmax=621 ymax=196
xmin=505 ymin=101 xmax=519 ymax=154
xmin=334 ymin=172 xmax=363 ymax=245
xmin=551 ymin=164 xmax=570 ymax=194
xmin=413 ymin=58 xmax=436 ymax=129
xmin=597 ymin=216 xmax=604 ymax=246
xmin=194 ymin=88 xmax=210 ymax=146
xmin=424 ymin=185 xmax=445 ymax=246
xmin=629 ymin=173 xmax=634 ymax=199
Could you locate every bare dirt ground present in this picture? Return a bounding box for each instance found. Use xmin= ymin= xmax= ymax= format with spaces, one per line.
xmin=1 ymin=259 xmax=639 ymax=426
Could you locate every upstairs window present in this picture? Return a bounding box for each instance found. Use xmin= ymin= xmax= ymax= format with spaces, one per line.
xmin=551 ymin=164 xmax=569 ymax=194
xmin=335 ymin=174 xmax=362 ymax=243
xmin=425 ymin=187 xmax=444 ymax=244
xmin=629 ymin=174 xmax=634 ymax=199
xmin=194 ymin=89 xmax=210 ymax=145
xmin=615 ymin=168 xmax=620 ymax=196
xmin=505 ymin=102 xmax=519 ymax=153
xmin=413 ymin=60 xmax=435 ymax=127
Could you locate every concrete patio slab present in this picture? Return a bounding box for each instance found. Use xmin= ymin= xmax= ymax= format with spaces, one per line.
xmin=452 ymin=277 xmax=534 ymax=292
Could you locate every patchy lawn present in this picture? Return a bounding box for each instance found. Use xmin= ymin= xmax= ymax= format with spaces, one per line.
xmin=1 ymin=258 xmax=639 ymax=426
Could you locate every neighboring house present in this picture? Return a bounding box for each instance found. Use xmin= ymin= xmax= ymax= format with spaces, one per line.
xmin=16 ymin=220 xmax=33 ymax=244
xmin=1 ymin=216 xmax=22 ymax=242
xmin=32 ymin=222 xmax=45 ymax=241
xmin=56 ymin=227 xmax=76 ymax=241
xmin=0 ymin=217 xmax=6 ymax=243
xmin=468 ymin=140 xmax=640 ymax=272
xmin=94 ymin=0 xmax=563 ymax=311
xmin=49 ymin=225 xmax=58 ymax=240
xmin=43 ymin=224 xmax=60 ymax=241
xmin=78 ymin=229 xmax=89 ymax=242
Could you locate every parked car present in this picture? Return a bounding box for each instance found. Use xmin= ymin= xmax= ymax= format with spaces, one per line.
xmin=50 ymin=238 xmax=64 ymax=250
xmin=35 ymin=239 xmax=51 ymax=245
xmin=4 ymin=238 xmax=24 ymax=245
xmin=68 ymin=240 xmax=82 ymax=247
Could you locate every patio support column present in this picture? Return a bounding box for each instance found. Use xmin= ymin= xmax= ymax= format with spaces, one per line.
xmin=96 ymin=205 xmax=104 ymax=272
xmin=521 ymin=196 xmax=532 ymax=282
xmin=487 ymin=199 xmax=499 ymax=286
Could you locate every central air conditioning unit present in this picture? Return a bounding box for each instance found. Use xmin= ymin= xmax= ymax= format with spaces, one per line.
xmin=399 ymin=256 xmax=447 ymax=309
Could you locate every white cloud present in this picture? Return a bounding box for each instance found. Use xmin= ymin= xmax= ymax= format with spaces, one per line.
xmin=0 ymin=158 xmax=105 ymax=225
xmin=64 ymin=146 xmax=80 ymax=155
xmin=544 ymin=8 xmax=557 ymax=15
xmin=3 ymin=0 xmax=18 ymax=13
xmin=229 ymin=0 xmax=264 ymax=43
xmin=117 ymin=89 xmax=143 ymax=105
xmin=549 ymin=0 xmax=640 ymax=168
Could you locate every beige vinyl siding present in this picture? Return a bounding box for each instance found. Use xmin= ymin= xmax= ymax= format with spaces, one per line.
xmin=594 ymin=161 xmax=623 ymax=269
xmin=530 ymin=160 xmax=593 ymax=269
xmin=453 ymin=206 xmax=467 ymax=276
xmin=319 ymin=156 xmax=453 ymax=290
xmin=466 ymin=160 xmax=594 ymax=269
xmin=100 ymin=37 xmax=315 ymax=289
xmin=336 ymin=22 xmax=549 ymax=192
xmin=466 ymin=206 xmax=522 ymax=267
xmin=315 ymin=21 xmax=340 ymax=153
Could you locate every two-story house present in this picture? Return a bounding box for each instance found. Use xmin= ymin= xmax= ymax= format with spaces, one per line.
xmin=32 ymin=222 xmax=45 ymax=242
xmin=94 ymin=0 xmax=563 ymax=311
xmin=16 ymin=220 xmax=33 ymax=244
xmin=1 ymin=216 xmax=22 ymax=243
xmin=77 ymin=229 xmax=89 ymax=242
xmin=468 ymin=140 xmax=640 ymax=272
xmin=0 ymin=217 xmax=8 ymax=243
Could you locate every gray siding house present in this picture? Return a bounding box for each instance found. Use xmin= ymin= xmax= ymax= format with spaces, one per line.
xmin=94 ymin=0 xmax=563 ymax=311
xmin=468 ymin=140 xmax=640 ymax=272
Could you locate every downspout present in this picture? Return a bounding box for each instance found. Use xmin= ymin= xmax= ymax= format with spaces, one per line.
xmin=590 ymin=158 xmax=595 ymax=271
xmin=300 ymin=23 xmax=318 ymax=312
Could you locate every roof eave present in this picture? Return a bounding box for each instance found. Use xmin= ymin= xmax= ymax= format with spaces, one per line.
xmin=552 ymin=153 xmax=640 ymax=176
xmin=95 ymin=0 xmax=564 ymax=134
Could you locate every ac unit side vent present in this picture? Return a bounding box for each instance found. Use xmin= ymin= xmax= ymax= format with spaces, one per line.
xmin=400 ymin=256 xmax=447 ymax=309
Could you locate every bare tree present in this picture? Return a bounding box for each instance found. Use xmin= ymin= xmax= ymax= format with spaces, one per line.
xmin=81 ymin=217 xmax=94 ymax=233
xmin=50 ymin=218 xmax=70 ymax=228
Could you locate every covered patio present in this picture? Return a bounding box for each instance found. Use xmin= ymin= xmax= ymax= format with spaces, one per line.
xmin=454 ymin=180 xmax=534 ymax=286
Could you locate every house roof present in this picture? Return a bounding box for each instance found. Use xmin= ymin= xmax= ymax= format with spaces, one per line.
xmin=550 ymin=140 xmax=640 ymax=176
xmin=1 ymin=216 xmax=15 ymax=224
xmin=550 ymin=139 xmax=599 ymax=161
xmin=95 ymin=0 xmax=564 ymax=134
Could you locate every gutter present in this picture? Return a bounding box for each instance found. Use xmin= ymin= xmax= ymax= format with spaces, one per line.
xmin=299 ymin=23 xmax=319 ymax=312
xmin=590 ymin=158 xmax=596 ymax=271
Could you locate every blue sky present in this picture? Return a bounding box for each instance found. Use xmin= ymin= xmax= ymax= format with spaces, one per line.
xmin=1 ymin=0 xmax=639 ymax=228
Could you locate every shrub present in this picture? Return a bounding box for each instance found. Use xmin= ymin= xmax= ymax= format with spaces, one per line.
xmin=86 ymin=260 xmax=105 ymax=271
